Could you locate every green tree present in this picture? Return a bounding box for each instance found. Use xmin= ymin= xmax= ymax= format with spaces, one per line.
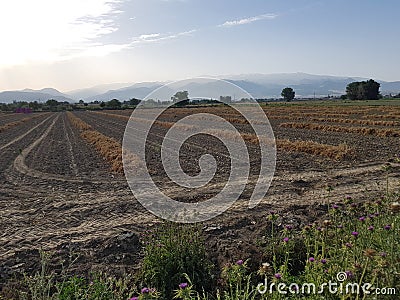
xmin=171 ymin=91 xmax=189 ymax=106
xmin=346 ymin=79 xmax=381 ymax=100
xmin=281 ymin=87 xmax=295 ymax=102
xmin=128 ymin=98 xmax=141 ymax=106
xmin=106 ymin=99 xmax=122 ymax=109
xmin=346 ymin=82 xmax=360 ymax=100
xmin=362 ymin=79 xmax=381 ymax=100
xmin=46 ymin=99 xmax=59 ymax=107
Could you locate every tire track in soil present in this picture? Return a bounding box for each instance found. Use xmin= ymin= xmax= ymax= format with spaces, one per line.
xmin=11 ymin=114 xmax=125 ymax=184
xmin=0 ymin=114 xmax=53 ymax=151
xmin=79 ymin=111 xmax=400 ymax=208
xmin=2 ymin=110 xmax=400 ymax=284
xmin=0 ymin=114 xmax=57 ymax=184
xmin=7 ymin=112 xmax=397 ymax=223
xmin=61 ymin=114 xmax=78 ymax=177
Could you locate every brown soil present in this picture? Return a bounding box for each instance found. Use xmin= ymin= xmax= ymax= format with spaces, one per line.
xmin=1 ymin=107 xmax=399 ymax=289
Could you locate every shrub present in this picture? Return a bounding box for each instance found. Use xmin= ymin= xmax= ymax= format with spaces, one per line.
xmin=138 ymin=223 xmax=214 ymax=299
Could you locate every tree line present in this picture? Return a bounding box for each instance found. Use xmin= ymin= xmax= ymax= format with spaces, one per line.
xmin=280 ymin=79 xmax=384 ymax=101
xmin=1 ymin=80 xmax=397 ymax=112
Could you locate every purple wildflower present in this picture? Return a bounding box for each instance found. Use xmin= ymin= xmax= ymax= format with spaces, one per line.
xmin=274 ymin=273 xmax=282 ymax=279
xmin=308 ymin=257 xmax=315 ymax=262
xmin=320 ymin=259 xmax=327 ymax=264
xmin=236 ymin=259 xmax=244 ymax=265
xmin=359 ymin=217 xmax=366 ymax=222
xmin=367 ymin=226 xmax=374 ymax=231
xmin=179 ymin=283 xmax=188 ymax=289
xmin=141 ymin=288 xmax=150 ymax=294
xmin=384 ymin=225 xmax=391 ymax=230
xmin=345 ymin=271 xmax=353 ymax=279
xmin=345 ymin=242 xmax=353 ymax=248
xmin=283 ymin=237 xmax=289 ymax=242
xmin=351 ymin=231 xmax=359 ymax=237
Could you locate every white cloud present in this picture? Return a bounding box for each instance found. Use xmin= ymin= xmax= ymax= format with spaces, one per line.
xmin=139 ymin=33 xmax=162 ymax=40
xmin=220 ymin=13 xmax=278 ymax=27
xmin=0 ymin=0 xmax=123 ymax=66
xmin=133 ymin=30 xmax=196 ymax=44
xmin=0 ymin=0 xmax=198 ymax=66
xmin=79 ymin=29 xmax=197 ymax=57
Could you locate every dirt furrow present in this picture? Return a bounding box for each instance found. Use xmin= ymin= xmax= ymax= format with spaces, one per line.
xmin=61 ymin=114 xmax=79 ymax=176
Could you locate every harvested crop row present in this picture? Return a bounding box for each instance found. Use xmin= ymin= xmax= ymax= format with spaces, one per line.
xmin=95 ymin=112 xmax=180 ymax=128
xmin=95 ymin=111 xmax=353 ymax=160
xmin=277 ymin=140 xmax=353 ymax=160
xmin=269 ymin=115 xmax=400 ymax=127
xmin=0 ymin=113 xmax=46 ymax=133
xmin=66 ymin=112 xmax=140 ymax=174
xmin=310 ymin=117 xmax=400 ymax=127
xmin=288 ymin=112 xmax=360 ymax=118
xmin=280 ymin=122 xmax=400 ymax=137
xmin=362 ymin=114 xmax=400 ymax=120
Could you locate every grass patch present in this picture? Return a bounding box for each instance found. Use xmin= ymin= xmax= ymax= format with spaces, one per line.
xmin=2 ymin=180 xmax=398 ymax=299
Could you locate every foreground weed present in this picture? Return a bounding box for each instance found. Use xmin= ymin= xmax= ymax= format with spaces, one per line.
xmin=138 ymin=222 xmax=214 ymax=300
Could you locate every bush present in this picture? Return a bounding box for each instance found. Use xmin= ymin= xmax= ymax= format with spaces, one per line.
xmin=138 ymin=223 xmax=214 ymax=299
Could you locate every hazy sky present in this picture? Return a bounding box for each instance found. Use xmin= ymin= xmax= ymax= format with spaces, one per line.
xmin=0 ymin=0 xmax=399 ymax=92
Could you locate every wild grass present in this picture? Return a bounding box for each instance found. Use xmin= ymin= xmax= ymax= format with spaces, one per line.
xmin=2 ymin=179 xmax=399 ymax=299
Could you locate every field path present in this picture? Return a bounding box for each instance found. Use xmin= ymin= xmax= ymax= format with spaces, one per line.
xmin=0 ymin=114 xmax=52 ymax=151
xmin=11 ymin=114 xmax=123 ymax=184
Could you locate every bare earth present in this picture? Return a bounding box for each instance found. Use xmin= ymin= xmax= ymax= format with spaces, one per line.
xmin=1 ymin=105 xmax=399 ymax=286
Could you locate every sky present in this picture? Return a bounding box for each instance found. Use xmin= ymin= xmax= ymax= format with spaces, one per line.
xmin=0 ymin=0 xmax=399 ymax=92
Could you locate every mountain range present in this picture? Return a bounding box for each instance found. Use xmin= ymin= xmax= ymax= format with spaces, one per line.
xmin=1 ymin=73 xmax=400 ymax=104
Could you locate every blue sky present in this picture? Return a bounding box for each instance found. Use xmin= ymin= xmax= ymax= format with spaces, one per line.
xmin=0 ymin=0 xmax=399 ymax=91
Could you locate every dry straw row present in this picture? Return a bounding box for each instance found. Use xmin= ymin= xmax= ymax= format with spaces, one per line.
xmin=95 ymin=111 xmax=354 ymax=160
xmin=0 ymin=113 xmax=47 ymax=133
xmin=67 ymin=112 xmax=141 ymax=174
xmin=280 ymin=122 xmax=400 ymax=137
